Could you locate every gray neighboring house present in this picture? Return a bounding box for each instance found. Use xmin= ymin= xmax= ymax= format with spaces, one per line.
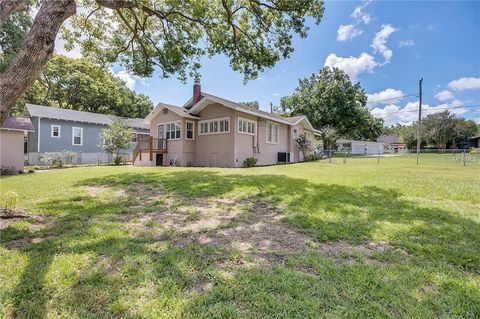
xmin=26 ymin=104 xmax=150 ymax=165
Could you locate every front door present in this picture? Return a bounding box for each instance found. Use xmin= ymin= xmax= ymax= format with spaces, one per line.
xmin=156 ymin=154 xmax=163 ymax=166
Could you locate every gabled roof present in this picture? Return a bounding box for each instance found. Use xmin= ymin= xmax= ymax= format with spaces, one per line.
xmin=377 ymin=135 xmax=401 ymax=144
xmin=145 ymin=102 xmax=199 ymax=121
xmin=26 ymin=104 xmax=149 ymax=130
xmin=0 ymin=117 xmax=34 ymax=132
xmin=189 ymin=92 xmax=296 ymax=126
xmin=285 ymin=115 xmax=315 ymax=131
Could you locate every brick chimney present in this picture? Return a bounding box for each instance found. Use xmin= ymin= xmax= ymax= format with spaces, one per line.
xmin=192 ymin=80 xmax=201 ymax=105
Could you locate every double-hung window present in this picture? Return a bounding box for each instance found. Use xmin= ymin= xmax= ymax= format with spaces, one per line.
xmin=166 ymin=121 xmax=181 ymax=140
xmin=186 ymin=121 xmax=194 ymax=140
xmin=293 ymin=128 xmax=298 ymax=140
xmin=238 ymin=117 xmax=256 ymax=135
xmin=51 ymin=125 xmax=61 ymax=138
xmin=266 ymin=122 xmax=279 ymax=144
xmin=198 ymin=117 xmax=230 ymax=135
xmin=72 ymin=127 xmax=83 ymax=145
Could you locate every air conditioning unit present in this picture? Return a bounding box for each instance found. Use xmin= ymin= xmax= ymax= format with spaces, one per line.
xmin=277 ymin=152 xmax=290 ymax=163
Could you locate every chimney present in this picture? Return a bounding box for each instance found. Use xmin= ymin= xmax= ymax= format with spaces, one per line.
xmin=193 ymin=80 xmax=201 ymax=105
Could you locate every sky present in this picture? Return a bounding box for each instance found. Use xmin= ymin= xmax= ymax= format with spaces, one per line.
xmin=56 ymin=0 xmax=480 ymax=126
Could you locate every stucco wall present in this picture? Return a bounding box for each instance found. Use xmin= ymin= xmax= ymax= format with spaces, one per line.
xmin=0 ymin=129 xmax=25 ymax=172
xmin=195 ymin=103 xmax=235 ymax=167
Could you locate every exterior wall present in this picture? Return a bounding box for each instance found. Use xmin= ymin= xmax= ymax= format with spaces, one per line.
xmin=27 ymin=116 xmax=148 ymax=165
xmin=233 ymin=111 xmax=258 ymax=167
xmin=149 ymin=109 xmax=185 ymax=166
xmin=134 ymin=151 xmax=153 ymax=166
xmin=255 ymin=118 xmax=290 ymax=166
xmin=0 ymin=129 xmax=25 ymax=172
xmin=195 ymin=103 xmax=235 ymax=167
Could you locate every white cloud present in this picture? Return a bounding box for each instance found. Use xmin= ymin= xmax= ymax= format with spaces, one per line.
xmin=371 ymin=99 xmax=468 ymax=126
xmin=399 ymin=39 xmax=415 ymax=48
xmin=351 ymin=1 xmax=371 ymax=24
xmin=434 ymin=90 xmax=454 ymax=102
xmin=448 ymin=77 xmax=480 ymax=90
xmin=114 ymin=70 xmax=136 ymax=90
xmin=371 ymin=24 xmax=397 ymax=64
xmin=272 ymin=92 xmax=280 ymax=97
xmin=324 ymin=53 xmax=377 ymax=82
xmin=367 ymin=88 xmax=404 ymax=108
xmin=337 ymin=24 xmax=363 ymax=42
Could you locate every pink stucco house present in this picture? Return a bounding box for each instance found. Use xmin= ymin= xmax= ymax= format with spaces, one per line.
xmin=134 ymin=83 xmax=317 ymax=167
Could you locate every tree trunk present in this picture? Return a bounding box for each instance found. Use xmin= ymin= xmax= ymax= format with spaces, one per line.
xmin=0 ymin=0 xmax=27 ymax=28
xmin=0 ymin=0 xmax=76 ymax=124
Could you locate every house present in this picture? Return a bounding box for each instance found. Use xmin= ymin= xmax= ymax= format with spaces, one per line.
xmin=377 ymin=135 xmax=407 ymax=153
xmin=133 ymin=82 xmax=316 ymax=167
xmin=469 ymin=135 xmax=480 ymax=148
xmin=0 ymin=117 xmax=34 ymax=173
xmin=337 ymin=139 xmax=385 ymax=155
xmin=25 ymin=104 xmax=150 ymax=165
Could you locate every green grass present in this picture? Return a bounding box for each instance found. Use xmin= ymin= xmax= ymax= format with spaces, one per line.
xmin=1 ymin=154 xmax=479 ymax=318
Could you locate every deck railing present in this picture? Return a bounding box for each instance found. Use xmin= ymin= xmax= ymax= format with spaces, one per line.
xmin=133 ymin=136 xmax=167 ymax=163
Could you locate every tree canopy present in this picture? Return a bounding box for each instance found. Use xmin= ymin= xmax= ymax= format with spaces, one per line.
xmin=279 ymin=66 xmax=383 ymax=140
xmin=0 ymin=0 xmax=325 ymax=123
xmin=15 ymin=54 xmax=153 ymax=118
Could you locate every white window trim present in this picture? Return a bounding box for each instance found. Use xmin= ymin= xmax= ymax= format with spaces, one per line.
xmin=266 ymin=121 xmax=279 ymax=145
xmin=237 ymin=117 xmax=256 ymax=136
xmin=51 ymin=124 xmax=61 ymax=138
xmin=163 ymin=121 xmax=182 ymax=140
xmin=185 ymin=120 xmax=195 ymax=140
xmin=72 ymin=127 xmax=83 ymax=146
xmin=198 ymin=117 xmax=230 ymax=135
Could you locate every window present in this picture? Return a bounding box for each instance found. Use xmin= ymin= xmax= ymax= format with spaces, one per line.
xmin=72 ymin=127 xmax=83 ymax=145
xmin=198 ymin=117 xmax=230 ymax=135
xmin=186 ymin=121 xmax=194 ymax=140
xmin=293 ymin=128 xmax=298 ymax=140
xmin=51 ymin=125 xmax=61 ymax=138
xmin=266 ymin=122 xmax=279 ymax=144
xmin=238 ymin=117 xmax=256 ymax=135
xmin=166 ymin=121 xmax=181 ymax=140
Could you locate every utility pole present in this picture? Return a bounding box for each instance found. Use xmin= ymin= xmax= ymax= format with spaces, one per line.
xmin=416 ymin=78 xmax=423 ymax=165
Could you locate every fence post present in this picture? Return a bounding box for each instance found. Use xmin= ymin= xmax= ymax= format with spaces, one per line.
xmin=377 ymin=150 xmax=380 ymax=164
xmin=463 ymin=148 xmax=466 ymax=167
xmin=343 ymin=150 xmax=346 ymax=164
xmin=329 ymin=149 xmax=332 ymax=163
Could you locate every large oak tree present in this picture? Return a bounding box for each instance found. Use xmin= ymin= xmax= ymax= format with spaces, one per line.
xmin=279 ymin=66 xmax=384 ymax=140
xmin=0 ymin=0 xmax=324 ymax=123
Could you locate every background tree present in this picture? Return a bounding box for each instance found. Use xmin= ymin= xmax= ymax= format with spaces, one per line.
xmin=318 ymin=125 xmax=339 ymax=151
xmin=0 ymin=0 xmax=325 ymax=123
xmin=279 ymin=67 xmax=383 ymax=140
xmin=13 ymin=54 xmax=153 ymax=118
xmin=295 ymin=133 xmax=312 ymax=159
xmin=99 ymin=118 xmax=135 ymax=165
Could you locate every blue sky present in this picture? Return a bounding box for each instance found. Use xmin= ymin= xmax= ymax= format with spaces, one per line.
xmin=60 ymin=1 xmax=480 ymax=126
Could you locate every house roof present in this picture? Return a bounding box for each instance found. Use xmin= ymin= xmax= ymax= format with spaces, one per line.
xmin=0 ymin=117 xmax=34 ymax=132
xmin=145 ymin=102 xmax=199 ymax=121
xmin=26 ymin=104 xmax=149 ymax=130
xmin=377 ymin=135 xmax=401 ymax=144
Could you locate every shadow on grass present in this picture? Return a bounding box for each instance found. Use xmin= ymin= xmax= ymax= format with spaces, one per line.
xmin=2 ymin=170 xmax=479 ymax=318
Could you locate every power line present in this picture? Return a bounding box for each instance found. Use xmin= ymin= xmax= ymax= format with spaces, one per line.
xmin=366 ymin=93 xmax=417 ymax=104
xmin=374 ymin=104 xmax=480 ymax=117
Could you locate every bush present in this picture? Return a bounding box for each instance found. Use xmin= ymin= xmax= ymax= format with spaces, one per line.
xmin=0 ymin=166 xmax=18 ymax=175
xmin=304 ymin=154 xmax=321 ymax=162
xmin=243 ymin=157 xmax=257 ymax=167
xmin=2 ymin=191 xmax=18 ymax=213
xmin=113 ymin=156 xmax=122 ymax=165
xmin=470 ymin=148 xmax=480 ymax=154
xmin=40 ymin=151 xmax=76 ymax=168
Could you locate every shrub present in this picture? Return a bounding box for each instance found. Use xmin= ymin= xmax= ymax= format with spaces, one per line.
xmin=304 ymin=154 xmax=321 ymax=162
xmin=0 ymin=166 xmax=17 ymax=175
xmin=114 ymin=156 xmax=123 ymax=165
xmin=470 ymin=147 xmax=480 ymax=154
xmin=40 ymin=151 xmax=76 ymax=168
xmin=243 ymin=157 xmax=257 ymax=167
xmin=3 ymin=191 xmax=18 ymax=213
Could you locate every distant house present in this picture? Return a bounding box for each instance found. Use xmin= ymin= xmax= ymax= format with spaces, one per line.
xmin=133 ymin=83 xmax=317 ymax=167
xmin=0 ymin=117 xmax=34 ymax=173
xmin=25 ymin=104 xmax=150 ymax=165
xmin=337 ymin=139 xmax=385 ymax=155
xmin=469 ymin=135 xmax=480 ymax=148
xmin=377 ymin=135 xmax=407 ymax=153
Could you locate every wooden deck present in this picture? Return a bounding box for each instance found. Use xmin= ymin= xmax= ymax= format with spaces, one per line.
xmin=133 ymin=137 xmax=167 ymax=163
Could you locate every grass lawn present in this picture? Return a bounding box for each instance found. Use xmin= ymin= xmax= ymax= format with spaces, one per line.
xmin=1 ymin=154 xmax=479 ymax=318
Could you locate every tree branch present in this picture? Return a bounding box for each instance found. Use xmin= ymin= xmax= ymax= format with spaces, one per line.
xmin=0 ymin=0 xmax=27 ymax=28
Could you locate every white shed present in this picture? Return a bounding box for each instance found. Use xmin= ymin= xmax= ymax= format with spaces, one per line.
xmin=337 ymin=139 xmax=385 ymax=155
